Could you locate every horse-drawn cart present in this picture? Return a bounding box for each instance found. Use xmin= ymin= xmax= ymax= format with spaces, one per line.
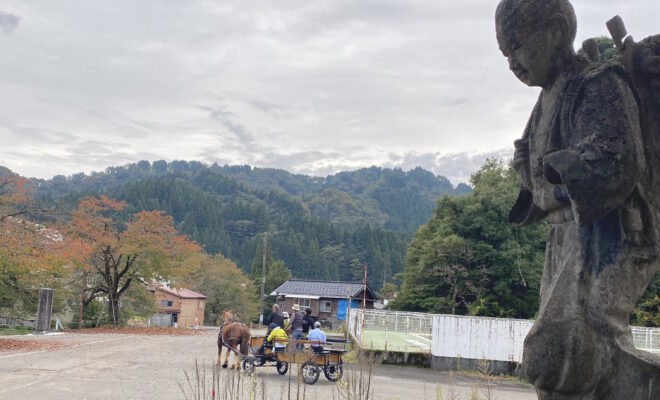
xmin=243 ymin=335 xmax=347 ymax=385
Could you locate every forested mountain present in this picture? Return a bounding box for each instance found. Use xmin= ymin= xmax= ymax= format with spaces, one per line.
xmin=28 ymin=160 xmax=468 ymax=290
xmin=34 ymin=161 xmax=468 ymax=235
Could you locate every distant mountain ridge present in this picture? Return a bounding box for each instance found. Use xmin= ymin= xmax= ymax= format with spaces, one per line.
xmin=31 ymin=160 xmax=471 ymax=234
xmin=16 ymin=160 xmax=471 ymax=289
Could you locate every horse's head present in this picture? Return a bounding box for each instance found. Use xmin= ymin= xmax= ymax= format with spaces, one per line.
xmin=222 ymin=310 xmax=234 ymax=324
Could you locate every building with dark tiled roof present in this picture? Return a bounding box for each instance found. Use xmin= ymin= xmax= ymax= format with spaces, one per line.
xmin=271 ymin=280 xmax=377 ymax=327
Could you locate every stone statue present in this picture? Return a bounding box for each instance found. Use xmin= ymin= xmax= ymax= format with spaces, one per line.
xmin=495 ymin=0 xmax=660 ymax=398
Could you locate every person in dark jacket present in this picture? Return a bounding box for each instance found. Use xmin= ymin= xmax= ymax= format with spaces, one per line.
xmin=266 ymin=304 xmax=284 ymax=333
xmin=262 ymin=304 xmax=285 ymax=352
xmin=302 ymin=308 xmax=315 ymax=337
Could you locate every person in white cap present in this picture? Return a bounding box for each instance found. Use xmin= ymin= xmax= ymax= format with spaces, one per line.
xmin=288 ymin=303 xmax=304 ymax=350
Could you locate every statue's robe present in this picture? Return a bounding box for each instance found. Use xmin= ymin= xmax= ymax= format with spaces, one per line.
xmin=510 ymin=63 xmax=660 ymax=399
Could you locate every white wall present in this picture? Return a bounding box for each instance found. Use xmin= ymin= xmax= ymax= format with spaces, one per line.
xmin=431 ymin=315 xmax=533 ymax=363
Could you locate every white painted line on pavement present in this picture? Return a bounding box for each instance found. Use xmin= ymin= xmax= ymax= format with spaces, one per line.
xmin=410 ymin=334 xmax=432 ymax=343
xmin=0 ymin=349 xmax=48 ymax=359
xmin=405 ymin=339 xmax=430 ymax=349
xmin=66 ymin=336 xmax=130 ymax=349
xmin=0 ymin=336 xmax=129 ymax=359
xmin=0 ymin=376 xmax=53 ymax=394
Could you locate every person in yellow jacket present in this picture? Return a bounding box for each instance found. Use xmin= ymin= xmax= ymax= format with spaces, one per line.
xmin=266 ymin=323 xmax=288 ymax=351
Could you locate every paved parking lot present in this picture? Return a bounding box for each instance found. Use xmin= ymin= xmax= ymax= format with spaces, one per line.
xmin=0 ymin=329 xmax=536 ymax=399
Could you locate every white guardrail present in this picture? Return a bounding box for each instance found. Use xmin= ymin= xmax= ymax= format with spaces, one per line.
xmin=348 ymin=309 xmax=660 ymax=358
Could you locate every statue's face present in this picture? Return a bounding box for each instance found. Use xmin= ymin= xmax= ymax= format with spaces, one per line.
xmin=498 ymin=26 xmax=560 ymax=87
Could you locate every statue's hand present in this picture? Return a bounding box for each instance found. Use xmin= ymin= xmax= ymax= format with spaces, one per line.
xmin=543 ymin=150 xmax=582 ymax=185
xmin=513 ymin=139 xmax=529 ymax=170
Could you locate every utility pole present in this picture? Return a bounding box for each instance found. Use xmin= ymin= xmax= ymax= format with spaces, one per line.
xmin=259 ymin=232 xmax=267 ymax=326
xmin=362 ymin=263 xmax=368 ymax=311
xmin=362 ymin=263 xmax=367 ymax=347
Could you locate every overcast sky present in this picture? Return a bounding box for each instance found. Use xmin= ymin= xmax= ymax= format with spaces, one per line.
xmin=0 ymin=1 xmax=658 ymax=185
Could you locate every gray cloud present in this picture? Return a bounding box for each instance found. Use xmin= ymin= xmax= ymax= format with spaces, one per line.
xmin=0 ymin=1 xmax=658 ymax=182
xmin=201 ymin=105 xmax=259 ymax=148
xmin=381 ymin=149 xmax=513 ymax=185
xmin=0 ymin=11 xmax=19 ymax=34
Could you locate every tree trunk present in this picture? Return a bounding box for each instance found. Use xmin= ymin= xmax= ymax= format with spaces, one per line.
xmin=108 ymin=295 xmax=119 ymax=327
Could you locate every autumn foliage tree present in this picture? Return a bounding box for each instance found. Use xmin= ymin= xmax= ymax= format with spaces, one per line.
xmin=69 ymin=196 xmax=202 ymax=326
xmin=0 ymin=172 xmax=71 ymax=313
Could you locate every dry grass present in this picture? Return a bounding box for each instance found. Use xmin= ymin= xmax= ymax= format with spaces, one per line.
xmin=180 ymin=348 xmax=382 ymax=400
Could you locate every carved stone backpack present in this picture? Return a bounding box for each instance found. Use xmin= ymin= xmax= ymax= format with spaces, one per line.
xmin=601 ymin=16 xmax=660 ymax=214
xmin=582 ymin=15 xmax=660 ymax=218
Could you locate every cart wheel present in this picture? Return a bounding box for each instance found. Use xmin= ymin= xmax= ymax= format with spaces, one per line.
xmin=243 ymin=358 xmax=256 ymax=376
xmin=276 ymin=361 xmax=288 ymax=375
xmin=301 ymin=361 xmax=320 ymax=385
xmin=324 ymin=363 xmax=343 ymax=382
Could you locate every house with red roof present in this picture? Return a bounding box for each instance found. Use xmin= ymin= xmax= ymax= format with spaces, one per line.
xmin=152 ymin=286 xmax=206 ymax=328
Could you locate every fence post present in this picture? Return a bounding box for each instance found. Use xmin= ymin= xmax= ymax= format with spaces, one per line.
xmin=384 ymin=314 xmax=388 ymax=349
xmin=395 ymin=312 xmax=398 ymax=332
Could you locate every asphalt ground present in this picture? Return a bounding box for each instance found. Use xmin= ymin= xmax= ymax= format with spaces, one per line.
xmin=0 ymin=329 xmax=537 ymax=400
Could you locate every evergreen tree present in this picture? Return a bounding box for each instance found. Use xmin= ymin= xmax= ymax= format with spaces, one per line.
xmin=392 ymin=160 xmax=548 ymax=318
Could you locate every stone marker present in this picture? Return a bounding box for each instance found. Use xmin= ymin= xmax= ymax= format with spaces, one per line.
xmin=35 ymin=288 xmax=54 ymax=333
xmin=495 ymin=0 xmax=660 ymax=398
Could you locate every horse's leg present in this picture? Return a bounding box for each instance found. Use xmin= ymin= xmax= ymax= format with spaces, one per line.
xmin=223 ymin=339 xmax=231 ymax=369
xmin=217 ymin=334 xmax=224 ymax=367
xmin=230 ymin=347 xmax=237 ymax=370
xmin=237 ymin=329 xmax=249 ymax=370
xmin=234 ymin=349 xmax=241 ymax=370
xmin=235 ymin=337 xmax=244 ymax=370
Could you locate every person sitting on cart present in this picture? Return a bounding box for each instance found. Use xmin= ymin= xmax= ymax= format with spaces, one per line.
xmin=267 ymin=323 xmax=288 ymax=352
xmin=257 ymin=323 xmax=287 ymax=355
xmin=307 ymin=321 xmax=326 ymax=353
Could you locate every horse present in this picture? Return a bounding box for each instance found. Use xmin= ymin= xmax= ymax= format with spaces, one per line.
xmin=217 ymin=310 xmax=251 ymax=369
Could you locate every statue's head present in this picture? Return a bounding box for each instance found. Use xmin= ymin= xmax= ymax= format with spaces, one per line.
xmin=496 ymin=0 xmax=577 ymax=87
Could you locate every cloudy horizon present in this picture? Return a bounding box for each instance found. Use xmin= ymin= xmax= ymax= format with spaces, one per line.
xmin=1 ymin=1 xmax=658 ymax=185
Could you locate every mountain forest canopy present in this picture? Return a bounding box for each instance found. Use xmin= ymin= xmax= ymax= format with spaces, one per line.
xmin=30 ymin=161 xmax=469 ymax=292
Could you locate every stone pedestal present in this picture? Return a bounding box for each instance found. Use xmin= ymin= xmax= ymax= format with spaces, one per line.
xmin=35 ymin=288 xmax=54 ymax=332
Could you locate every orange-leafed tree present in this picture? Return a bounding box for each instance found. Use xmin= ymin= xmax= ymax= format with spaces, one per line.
xmin=0 ymin=171 xmax=74 ymax=314
xmin=69 ymin=196 xmax=202 ymax=326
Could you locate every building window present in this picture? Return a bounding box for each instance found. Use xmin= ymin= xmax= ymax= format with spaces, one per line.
xmin=295 ymin=298 xmax=310 ymax=308
xmin=161 ymin=300 xmax=173 ymax=307
xmin=320 ymin=300 xmax=332 ymax=313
